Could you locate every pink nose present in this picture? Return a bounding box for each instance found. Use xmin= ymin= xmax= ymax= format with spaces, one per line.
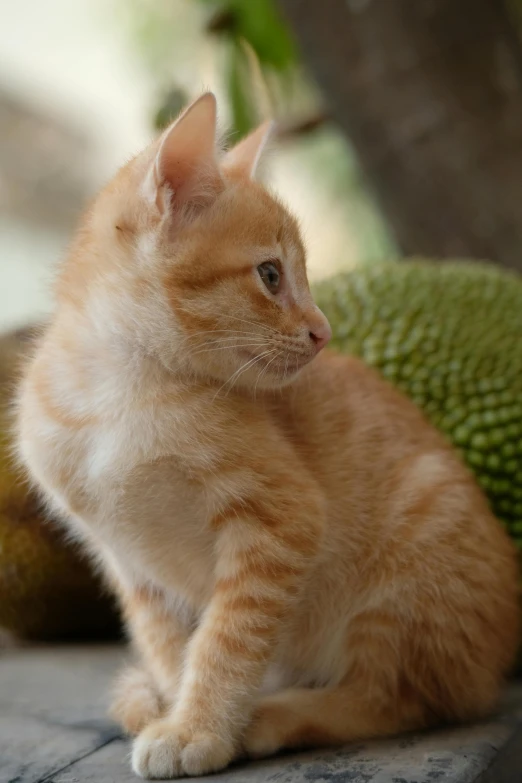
xmin=309 ymin=320 xmax=332 ymax=352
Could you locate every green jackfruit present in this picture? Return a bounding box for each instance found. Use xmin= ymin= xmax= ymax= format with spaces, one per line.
xmin=313 ymin=260 xmax=522 ymax=549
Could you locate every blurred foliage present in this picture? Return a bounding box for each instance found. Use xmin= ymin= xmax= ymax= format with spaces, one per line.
xmin=201 ymin=0 xmax=298 ymax=137
xmin=119 ymin=0 xmax=314 ymax=135
xmin=202 ymin=0 xmax=297 ymax=70
xmin=118 ymin=0 xmax=395 ymax=265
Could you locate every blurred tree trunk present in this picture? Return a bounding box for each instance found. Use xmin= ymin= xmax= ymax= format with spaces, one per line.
xmin=277 ymin=0 xmax=522 ymax=271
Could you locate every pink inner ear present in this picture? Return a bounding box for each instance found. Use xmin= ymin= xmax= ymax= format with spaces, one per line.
xmin=153 ymin=93 xmax=223 ymax=214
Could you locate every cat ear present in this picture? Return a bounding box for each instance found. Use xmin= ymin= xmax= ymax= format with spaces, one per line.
xmin=223 ymin=120 xmax=275 ymax=180
xmin=145 ymin=92 xmax=223 ymax=215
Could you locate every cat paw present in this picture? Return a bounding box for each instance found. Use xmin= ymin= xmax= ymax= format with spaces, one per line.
xmin=132 ymin=719 xmax=234 ymax=778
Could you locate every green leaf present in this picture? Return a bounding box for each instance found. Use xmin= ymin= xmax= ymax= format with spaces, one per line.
xmin=201 ymin=0 xmax=297 ymax=70
xmin=231 ymin=0 xmax=297 ymax=69
xmin=228 ymin=41 xmax=257 ymax=138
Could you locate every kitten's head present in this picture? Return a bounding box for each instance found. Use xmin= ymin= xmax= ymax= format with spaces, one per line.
xmin=70 ymin=93 xmax=331 ymax=391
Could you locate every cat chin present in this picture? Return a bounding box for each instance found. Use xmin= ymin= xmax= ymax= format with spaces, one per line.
xmin=267 ymin=357 xmax=312 ymax=384
xmin=209 ymin=364 xmax=303 ymax=394
xmin=247 ymin=363 xmax=306 ymax=392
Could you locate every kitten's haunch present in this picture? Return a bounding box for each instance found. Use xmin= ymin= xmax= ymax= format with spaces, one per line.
xmin=16 ymin=93 xmax=520 ymax=779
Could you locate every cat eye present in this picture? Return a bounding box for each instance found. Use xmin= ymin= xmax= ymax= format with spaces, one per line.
xmin=257 ymin=261 xmax=281 ymax=294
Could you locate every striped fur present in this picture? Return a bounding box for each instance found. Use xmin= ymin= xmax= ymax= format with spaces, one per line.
xmin=16 ymin=94 xmax=520 ymax=778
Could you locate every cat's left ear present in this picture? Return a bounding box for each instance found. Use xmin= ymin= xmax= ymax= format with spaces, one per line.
xmin=223 ymin=120 xmax=275 ymax=180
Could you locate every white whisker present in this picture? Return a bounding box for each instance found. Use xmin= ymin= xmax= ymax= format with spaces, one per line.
xmin=224 ymin=315 xmax=280 ymax=336
xmin=253 ymin=350 xmax=283 ymax=400
xmin=189 ymin=342 xmax=269 ymax=359
xmin=180 ymin=330 xmax=265 ymax=344
xmin=212 ymin=349 xmax=276 ymax=401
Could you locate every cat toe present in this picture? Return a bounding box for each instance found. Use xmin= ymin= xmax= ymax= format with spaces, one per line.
xmin=132 ymin=722 xmax=184 ymax=779
xmin=132 ymin=719 xmax=234 ymax=779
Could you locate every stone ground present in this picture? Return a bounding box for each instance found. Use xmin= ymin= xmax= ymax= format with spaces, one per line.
xmin=1 ymin=646 xmax=521 ymax=783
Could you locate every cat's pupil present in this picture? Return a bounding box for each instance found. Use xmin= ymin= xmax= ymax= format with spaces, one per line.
xmin=258 ymin=261 xmax=280 ymax=294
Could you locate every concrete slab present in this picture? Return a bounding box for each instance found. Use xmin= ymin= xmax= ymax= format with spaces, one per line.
xmin=1 ymin=646 xmax=521 ymax=783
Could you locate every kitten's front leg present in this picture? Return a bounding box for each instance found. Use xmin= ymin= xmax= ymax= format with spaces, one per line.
xmin=132 ymin=493 xmax=323 ymax=779
xmin=110 ymin=665 xmax=165 ymax=736
xmin=111 ymin=586 xmax=190 ymax=735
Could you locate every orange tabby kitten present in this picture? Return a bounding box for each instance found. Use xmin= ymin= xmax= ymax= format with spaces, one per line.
xmin=17 ymin=94 xmax=520 ymax=779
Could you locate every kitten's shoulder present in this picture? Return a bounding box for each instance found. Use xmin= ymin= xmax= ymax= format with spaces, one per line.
xmin=283 ymin=348 xmax=441 ymax=441
xmin=296 ymin=349 xmax=396 ymax=398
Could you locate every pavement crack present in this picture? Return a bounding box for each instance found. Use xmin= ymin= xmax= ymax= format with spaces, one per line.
xmin=36 ymin=734 xmax=122 ymax=783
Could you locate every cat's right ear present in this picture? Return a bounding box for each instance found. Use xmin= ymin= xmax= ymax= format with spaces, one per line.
xmin=143 ymin=92 xmax=223 ymax=218
xmin=223 ymin=120 xmax=274 ymax=180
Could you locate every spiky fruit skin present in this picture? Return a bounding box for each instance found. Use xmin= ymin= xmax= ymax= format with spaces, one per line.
xmin=0 ymin=328 xmax=120 ymax=641
xmin=313 ymin=260 xmax=522 ymax=551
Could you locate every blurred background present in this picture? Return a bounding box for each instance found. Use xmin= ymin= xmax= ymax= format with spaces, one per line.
xmin=2 ymin=0 xmax=522 ymax=331
xmin=0 ymin=0 xmax=395 ymax=331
